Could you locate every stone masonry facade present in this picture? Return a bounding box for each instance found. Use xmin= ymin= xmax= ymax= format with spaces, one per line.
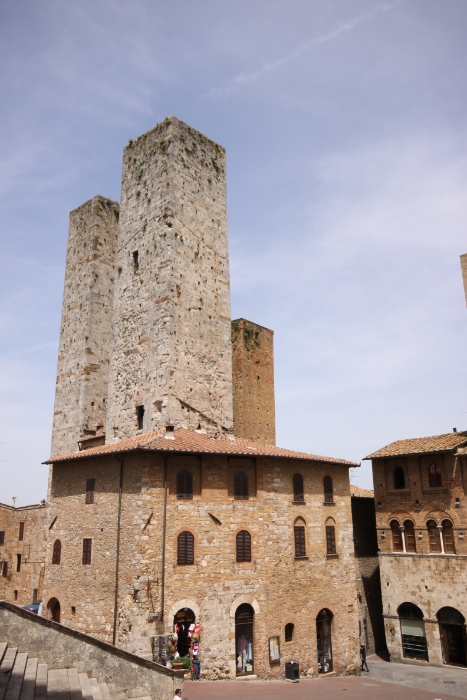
xmin=41 ymin=433 xmax=360 ymax=679
xmin=367 ymin=432 xmax=467 ymax=666
xmin=231 ymin=319 xmax=275 ymax=446
xmin=0 ymin=502 xmax=47 ymax=605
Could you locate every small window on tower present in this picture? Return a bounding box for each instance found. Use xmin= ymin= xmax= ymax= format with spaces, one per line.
xmin=0 ymin=531 xmax=5 ymax=546
xmin=16 ymin=554 xmax=21 ymax=572
xmin=133 ymin=251 xmax=139 ymax=270
xmin=85 ymin=478 xmax=95 ymax=504
xmin=19 ymin=522 xmax=25 ymax=541
xmin=137 ymin=405 xmax=145 ymax=430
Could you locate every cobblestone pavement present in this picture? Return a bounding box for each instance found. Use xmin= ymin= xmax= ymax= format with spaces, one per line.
xmin=184 ymin=668 xmax=462 ymax=700
xmin=367 ymin=657 xmax=467 ymax=699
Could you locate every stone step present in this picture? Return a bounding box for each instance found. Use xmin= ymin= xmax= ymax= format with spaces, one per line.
xmin=88 ymin=678 xmax=103 ymax=700
xmin=68 ymin=669 xmax=83 ymax=700
xmin=98 ymin=684 xmax=111 ymax=700
xmin=0 ymin=645 xmax=7 ymax=666
xmin=0 ymin=648 xmax=18 ymax=700
xmin=35 ymin=664 xmax=48 ymax=700
xmin=4 ymin=652 xmax=28 ymax=700
xmin=78 ymin=673 xmax=94 ymax=700
xmin=19 ymin=658 xmax=37 ymax=700
xmin=48 ymin=667 xmax=71 ymax=700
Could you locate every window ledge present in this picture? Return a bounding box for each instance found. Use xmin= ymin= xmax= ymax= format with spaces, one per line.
xmin=292 ymin=500 xmax=306 ymax=505
xmin=294 ymin=555 xmax=309 ymax=560
xmin=323 ymin=501 xmax=335 ymax=505
xmin=326 ymin=553 xmax=339 ymax=559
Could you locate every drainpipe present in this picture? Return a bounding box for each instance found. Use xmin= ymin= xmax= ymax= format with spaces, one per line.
xmin=113 ymin=457 xmax=124 ymax=646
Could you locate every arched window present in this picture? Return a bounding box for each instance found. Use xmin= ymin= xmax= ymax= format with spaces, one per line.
xmin=428 ymin=463 xmax=442 ymax=488
xmin=177 ymin=531 xmax=194 ymax=565
xmin=294 ymin=517 xmax=306 ymax=557
xmin=427 ymin=520 xmax=441 ymax=553
xmin=326 ymin=520 xmax=337 ymax=555
xmin=393 ymin=467 xmax=405 ymax=490
xmin=323 ymin=476 xmax=333 ymax=503
xmin=236 ymin=530 xmax=252 ymax=563
xmin=293 ymin=474 xmax=304 ymax=502
xmin=390 ymin=520 xmax=403 ymax=552
xmin=234 ymin=471 xmax=249 ymax=500
xmin=285 ymin=623 xmax=294 ymax=642
xmin=176 ymin=469 xmax=193 ymax=499
xmin=52 ymin=539 xmax=61 ymax=565
xmin=442 ymin=520 xmax=455 ymax=554
xmin=397 ymin=602 xmax=428 ymax=661
xmin=403 ymin=520 xmax=416 ymax=553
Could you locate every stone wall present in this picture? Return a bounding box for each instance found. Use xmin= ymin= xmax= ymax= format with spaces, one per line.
xmin=0 ymin=601 xmax=182 ymax=699
xmin=106 ymin=117 xmax=233 ymax=442
xmin=51 ymin=196 xmax=119 ymax=458
xmin=42 ymin=449 xmax=360 ymax=679
xmin=0 ymin=503 xmax=47 ymax=605
xmin=231 ymin=319 xmax=275 ymax=445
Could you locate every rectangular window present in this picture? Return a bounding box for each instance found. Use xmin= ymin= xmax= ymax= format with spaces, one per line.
xmin=2 ymin=561 xmax=8 ymax=577
xmin=33 ymin=589 xmax=38 ymax=603
xmin=16 ymin=554 xmax=21 ymax=572
xmin=0 ymin=531 xmax=4 ymax=545
xmin=326 ymin=525 xmax=337 ymax=555
xmin=82 ymin=538 xmax=92 ymax=565
xmin=14 ymin=590 xmax=18 ymax=601
xmin=137 ymin=405 xmax=145 ymax=430
xmin=85 ymin=478 xmax=96 ymax=504
xmin=294 ymin=526 xmax=306 ymax=557
xmin=19 ymin=522 xmax=25 ymax=541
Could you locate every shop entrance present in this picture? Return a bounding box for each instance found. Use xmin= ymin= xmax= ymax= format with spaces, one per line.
xmin=47 ymin=597 xmax=61 ymax=623
xmin=235 ymin=604 xmax=254 ymax=676
xmin=174 ymin=607 xmax=196 ymax=657
xmin=316 ymin=609 xmax=333 ymax=673
xmin=398 ymin=603 xmax=428 ymax=661
xmin=438 ymin=607 xmax=467 ymax=667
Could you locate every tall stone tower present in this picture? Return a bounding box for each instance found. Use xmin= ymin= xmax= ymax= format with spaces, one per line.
xmin=231 ymin=319 xmax=276 ymax=445
xmin=460 ymin=253 xmax=467 ymax=306
xmin=105 ymin=117 xmax=233 ymax=440
xmin=51 ymin=196 xmax=119 ymax=457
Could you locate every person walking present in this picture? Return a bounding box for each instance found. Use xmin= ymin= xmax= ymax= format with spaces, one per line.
xmin=360 ymin=643 xmax=369 ymax=672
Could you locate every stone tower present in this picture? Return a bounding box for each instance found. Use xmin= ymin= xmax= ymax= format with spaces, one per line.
xmin=105 ymin=117 xmax=233 ymax=441
xmin=50 ymin=196 xmax=119 ymax=457
xmin=231 ymin=318 xmax=276 ymax=445
xmin=460 ymin=253 xmax=467 ymax=306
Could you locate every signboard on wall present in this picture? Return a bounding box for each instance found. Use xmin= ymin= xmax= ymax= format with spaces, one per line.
xmin=269 ymin=635 xmax=280 ymax=663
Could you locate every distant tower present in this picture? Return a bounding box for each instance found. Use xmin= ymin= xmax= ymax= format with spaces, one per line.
xmin=231 ymin=319 xmax=276 ymax=445
xmin=51 ymin=196 xmax=119 ymax=457
xmin=461 ymin=253 xmax=467 ymax=306
xmin=105 ymin=117 xmax=233 ymax=440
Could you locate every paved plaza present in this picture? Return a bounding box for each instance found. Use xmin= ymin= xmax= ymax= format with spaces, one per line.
xmin=184 ymin=658 xmax=467 ymax=700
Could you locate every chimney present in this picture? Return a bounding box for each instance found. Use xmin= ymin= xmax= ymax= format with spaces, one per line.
xmin=164 ymin=424 xmax=175 ymax=440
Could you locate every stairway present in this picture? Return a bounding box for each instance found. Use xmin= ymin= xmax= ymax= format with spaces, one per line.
xmin=0 ymin=643 xmax=151 ymax=700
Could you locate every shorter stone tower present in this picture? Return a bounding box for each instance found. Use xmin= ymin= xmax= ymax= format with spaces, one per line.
xmin=460 ymin=253 xmax=467 ymax=306
xmin=231 ymin=319 xmax=276 ymax=445
xmin=51 ymin=196 xmax=119 ymax=458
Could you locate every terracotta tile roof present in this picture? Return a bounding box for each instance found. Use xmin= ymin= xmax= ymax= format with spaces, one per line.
xmin=44 ymin=427 xmax=357 ymax=466
xmin=364 ymin=431 xmax=467 ymax=460
xmin=350 ymin=484 xmax=374 ymax=498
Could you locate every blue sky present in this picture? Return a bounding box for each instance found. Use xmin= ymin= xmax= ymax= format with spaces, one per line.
xmin=1 ymin=0 xmax=467 ymax=504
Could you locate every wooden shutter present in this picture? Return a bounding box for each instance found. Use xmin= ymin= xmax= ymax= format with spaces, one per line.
xmin=293 ymin=474 xmax=304 ymax=502
xmin=0 ymin=531 xmax=4 ymax=546
xmin=18 ymin=522 xmax=25 ymax=541
xmin=82 ymin=538 xmax=92 ymax=565
xmin=427 ymin=521 xmax=441 ymax=553
xmin=176 ymin=470 xmax=193 ymax=499
xmin=52 ymin=539 xmax=61 ymax=565
xmin=326 ymin=525 xmax=336 ymax=554
xmin=236 ymin=530 xmax=251 ymax=562
xmin=234 ymin=471 xmax=249 ymax=500
xmin=404 ymin=523 xmax=416 ymax=552
xmin=294 ymin=526 xmax=306 ymax=557
xmin=391 ymin=521 xmax=403 ymax=552
xmin=442 ymin=521 xmax=455 ymax=554
xmin=323 ymin=476 xmax=333 ymax=502
xmin=85 ymin=478 xmax=95 ymax=504
xmin=178 ymin=531 xmax=194 ymax=565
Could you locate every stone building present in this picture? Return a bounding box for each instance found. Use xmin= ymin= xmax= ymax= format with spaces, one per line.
xmin=365 ymin=431 xmax=467 ymax=667
xmin=350 ymin=485 xmax=386 ymax=655
xmin=231 ymin=319 xmax=275 ymax=446
xmin=0 ymin=502 xmax=47 ymax=605
xmin=42 ymin=426 xmax=360 ymax=679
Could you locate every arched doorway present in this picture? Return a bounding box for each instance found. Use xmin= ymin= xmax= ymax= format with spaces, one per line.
xmin=316 ymin=608 xmax=333 ymax=673
xmin=47 ymin=597 xmax=60 ymax=623
xmin=173 ymin=607 xmax=196 ymax=657
xmin=235 ymin=603 xmax=254 ymax=676
xmin=397 ymin=603 xmax=428 ymax=661
xmin=437 ymin=607 xmax=467 ymax=667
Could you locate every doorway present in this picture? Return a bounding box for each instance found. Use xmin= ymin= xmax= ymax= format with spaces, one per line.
xmin=174 ymin=607 xmax=195 ymax=657
xmin=235 ymin=603 xmax=254 ymax=676
xmin=316 ymin=608 xmax=333 ymax=673
xmin=397 ymin=603 xmax=428 ymax=661
xmin=47 ymin=597 xmax=61 ymax=623
xmin=438 ymin=607 xmax=467 ymax=667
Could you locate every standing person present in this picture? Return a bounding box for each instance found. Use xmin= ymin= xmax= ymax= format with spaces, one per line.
xmin=360 ymin=643 xmax=369 ymax=672
xmin=173 ymin=689 xmax=182 ymax=700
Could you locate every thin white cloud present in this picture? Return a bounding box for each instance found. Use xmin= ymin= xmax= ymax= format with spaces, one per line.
xmin=205 ymin=1 xmax=403 ymax=98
